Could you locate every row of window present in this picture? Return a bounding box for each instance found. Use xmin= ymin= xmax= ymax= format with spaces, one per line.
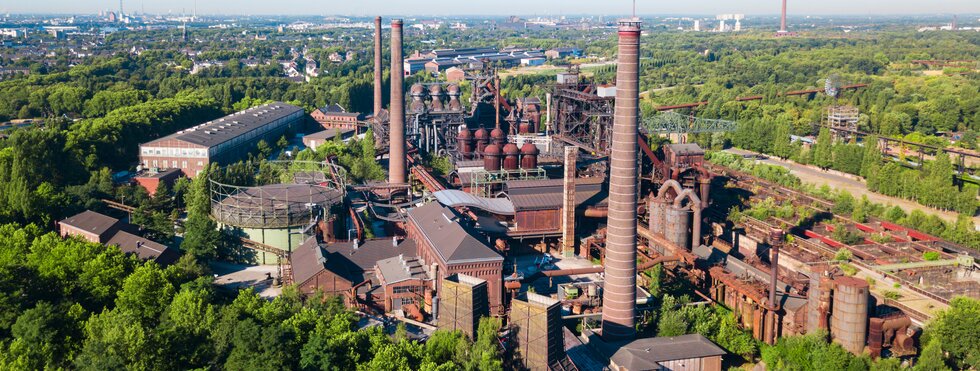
xmin=144 ymin=159 xmax=204 ymax=169
xmin=141 ymin=146 xmax=207 ymax=158
xmin=209 ymin=112 xmax=302 ymax=156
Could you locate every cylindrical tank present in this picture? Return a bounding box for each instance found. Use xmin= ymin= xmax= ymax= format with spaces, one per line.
xmin=806 ymin=270 xmax=823 ymax=333
xmin=519 ymin=121 xmax=533 ymax=134
xmin=446 ymin=84 xmax=462 ymax=111
xmin=502 ymin=143 xmax=520 ymax=170
xmin=664 ymin=205 xmax=689 ymax=249
xmin=649 ymin=198 xmax=668 ymax=237
xmin=410 ymin=83 xmax=425 ymax=96
xmin=490 ymin=127 xmax=506 ymax=146
xmin=520 ymin=142 xmax=539 ymax=169
xmin=868 ymin=317 xmax=884 ymax=359
xmin=428 ymin=84 xmax=444 ymax=111
xmin=831 ymin=276 xmax=870 ymax=355
xmin=483 ymin=144 xmax=502 ymax=171
xmin=457 ymin=129 xmax=474 ymax=158
xmin=474 ymin=128 xmax=490 ymax=154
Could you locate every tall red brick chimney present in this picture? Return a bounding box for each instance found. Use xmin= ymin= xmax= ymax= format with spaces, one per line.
xmin=374 ymin=16 xmax=383 ymax=116
xmin=601 ymin=18 xmax=641 ymax=342
xmin=389 ymin=19 xmax=406 ymax=184
xmin=780 ymin=0 xmax=788 ymax=33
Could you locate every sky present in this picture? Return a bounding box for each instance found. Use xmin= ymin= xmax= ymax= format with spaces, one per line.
xmin=3 ymin=0 xmax=979 ymax=16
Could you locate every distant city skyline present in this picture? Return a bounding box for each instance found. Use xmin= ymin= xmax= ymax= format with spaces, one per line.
xmin=4 ymin=0 xmax=980 ymax=17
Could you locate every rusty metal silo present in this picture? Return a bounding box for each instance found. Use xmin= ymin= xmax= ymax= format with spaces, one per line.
xmin=503 ymin=143 xmax=520 ymax=171
xmin=831 ymin=276 xmax=869 ymax=355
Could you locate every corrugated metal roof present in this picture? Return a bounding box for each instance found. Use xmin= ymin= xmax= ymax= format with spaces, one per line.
xmin=610 ymin=333 xmax=726 ymax=367
xmin=376 ymin=254 xmax=427 ymax=284
xmin=146 ymin=102 xmax=303 ymax=148
xmin=433 ymin=190 xmax=515 ymax=215
xmin=506 ymin=178 xmax=607 ymax=211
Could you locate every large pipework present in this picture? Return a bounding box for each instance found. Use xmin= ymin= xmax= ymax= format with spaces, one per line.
xmin=672 ymin=188 xmax=702 ymax=251
xmin=388 ymin=19 xmax=406 ymax=184
xmin=766 ymin=228 xmax=784 ymax=345
xmin=373 ymin=16 xmax=383 ymax=116
xmin=601 ymin=19 xmax=641 ymax=342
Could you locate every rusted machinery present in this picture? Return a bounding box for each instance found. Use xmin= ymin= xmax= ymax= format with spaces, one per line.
xmin=549 ymin=67 xmax=614 ymax=155
xmin=648 ymin=180 xmax=703 ymax=252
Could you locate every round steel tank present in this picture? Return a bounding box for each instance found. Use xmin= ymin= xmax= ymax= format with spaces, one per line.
xmin=484 ymin=144 xmax=502 ymax=171
xmin=474 ymin=128 xmax=490 ymax=154
xmin=410 ymin=83 xmax=425 ymax=96
xmin=649 ymin=198 xmax=668 ymax=237
xmin=502 ymin=143 xmax=520 ymax=170
xmin=490 ymin=127 xmax=506 ymax=146
xmin=520 ymin=142 xmax=539 ymax=169
xmin=519 ymin=121 xmax=533 ymax=134
xmin=664 ymin=205 xmax=689 ymax=249
xmin=831 ymin=276 xmax=869 ymax=355
xmin=457 ymin=129 xmax=474 ymax=158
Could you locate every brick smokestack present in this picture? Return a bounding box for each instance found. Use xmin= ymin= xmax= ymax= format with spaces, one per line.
xmin=389 ymin=19 xmax=406 ymax=184
xmin=601 ymin=18 xmax=641 ymax=342
xmin=780 ymin=0 xmax=788 ymax=33
xmin=374 ymin=16 xmax=383 ymax=117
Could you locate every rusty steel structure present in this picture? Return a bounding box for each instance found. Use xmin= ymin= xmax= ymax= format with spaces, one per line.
xmin=408 ymin=83 xmax=467 ymax=157
xmin=389 ymin=19 xmax=407 ymax=185
xmin=601 ymin=19 xmax=641 ymax=342
xmin=550 ymin=68 xmax=614 ymax=155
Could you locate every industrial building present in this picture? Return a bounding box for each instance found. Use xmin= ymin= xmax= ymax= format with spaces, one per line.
xmin=59 ymin=210 xmax=179 ymax=265
xmin=510 ymin=293 xmax=565 ymax=370
xmin=311 ymin=103 xmax=364 ymax=130
xmin=438 ymin=274 xmax=490 ymax=339
xmin=236 ymin=12 xmax=977 ymax=370
xmin=139 ymin=102 xmax=305 ymax=177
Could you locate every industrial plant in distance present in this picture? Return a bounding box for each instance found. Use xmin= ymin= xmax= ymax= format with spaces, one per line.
xmin=0 ymin=0 xmax=979 ymax=370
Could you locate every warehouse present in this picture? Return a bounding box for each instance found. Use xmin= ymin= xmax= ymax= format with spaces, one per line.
xmin=138 ymin=102 xmax=305 ymax=177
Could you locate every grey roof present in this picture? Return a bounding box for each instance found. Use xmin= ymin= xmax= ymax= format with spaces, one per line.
xmin=305 ymin=128 xmax=355 ymax=141
xmin=375 ymin=254 xmax=427 ymax=284
xmin=610 ymin=334 xmax=726 ymax=369
xmin=666 ymin=143 xmax=705 ymax=156
xmin=291 ymin=237 xmax=330 ymax=286
xmin=433 ymin=190 xmax=516 ymax=216
xmin=106 ymin=231 xmax=179 ymax=265
xmin=406 ymin=203 xmax=503 ymax=265
xmin=146 ymin=102 xmax=303 ymax=148
xmin=318 ymin=238 xmax=418 ymax=284
xmin=60 ymin=210 xmax=120 ymax=237
xmin=506 ymin=178 xmax=607 ymax=211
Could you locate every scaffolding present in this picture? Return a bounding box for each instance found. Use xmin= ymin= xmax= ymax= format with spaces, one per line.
xmin=825 ymin=105 xmax=859 ymax=141
xmin=468 ymin=167 xmax=547 ymax=197
xmin=209 ymin=161 xmax=346 ymax=229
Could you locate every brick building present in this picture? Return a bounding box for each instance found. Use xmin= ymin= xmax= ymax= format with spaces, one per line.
xmin=58 ymin=210 xmax=179 ymax=265
xmin=139 ymin=102 xmax=304 ymax=177
xmin=310 ymin=104 xmax=364 ymax=130
xmin=405 ymin=203 xmax=504 ymax=312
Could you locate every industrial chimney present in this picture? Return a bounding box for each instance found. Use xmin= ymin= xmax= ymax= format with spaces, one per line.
xmin=601 ymin=18 xmax=641 ymax=342
xmin=373 ymin=16 xmax=383 ymax=117
xmin=780 ymin=0 xmax=788 ymax=33
xmin=388 ymin=19 xmax=407 ymax=185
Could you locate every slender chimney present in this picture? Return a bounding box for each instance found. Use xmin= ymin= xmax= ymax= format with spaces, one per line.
xmin=562 ymin=146 xmax=577 ymax=258
xmin=389 ymin=19 xmax=407 ymax=184
xmin=374 ymin=16 xmax=383 ymax=117
xmin=601 ymin=18 xmax=641 ymax=342
xmin=780 ymin=0 xmax=788 ymax=33
xmin=767 ymin=228 xmax=784 ymax=345
xmin=494 ymin=77 xmax=501 ymax=129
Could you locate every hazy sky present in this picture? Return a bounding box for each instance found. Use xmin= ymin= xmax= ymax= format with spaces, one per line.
xmin=4 ymin=0 xmax=979 ymax=16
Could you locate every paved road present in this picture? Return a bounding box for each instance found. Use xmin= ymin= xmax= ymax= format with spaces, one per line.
xmin=724 ymin=148 xmax=980 ymax=228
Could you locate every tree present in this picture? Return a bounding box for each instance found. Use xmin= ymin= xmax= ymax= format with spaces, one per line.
xmin=115 ymin=263 xmax=176 ymax=325
xmin=813 ymin=127 xmax=834 ymax=169
xmin=928 ymin=297 xmax=980 ymax=368
xmin=0 ymin=301 xmax=75 ymax=370
xmin=914 ymin=339 xmax=951 ymax=371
